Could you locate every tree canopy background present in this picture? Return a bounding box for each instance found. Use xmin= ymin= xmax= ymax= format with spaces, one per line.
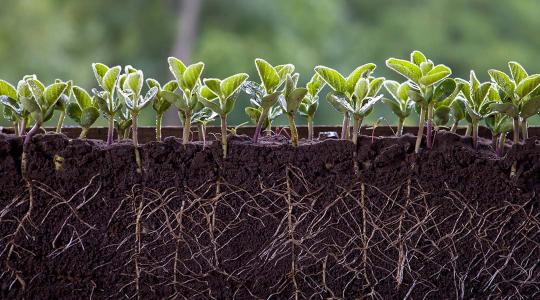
xmin=1 ymin=0 xmax=539 ymax=127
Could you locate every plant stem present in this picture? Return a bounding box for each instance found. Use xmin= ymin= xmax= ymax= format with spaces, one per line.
xmin=287 ymin=113 xmax=298 ymax=147
xmin=79 ymin=128 xmax=89 ymax=139
xmin=396 ymin=118 xmax=404 ymax=136
xmin=352 ymin=116 xmax=363 ymax=145
xmin=497 ymin=133 xmax=506 ymax=157
xmin=20 ymin=117 xmax=27 ymax=135
xmin=56 ymin=111 xmax=65 ymax=133
xmin=253 ymin=107 xmax=269 ymax=143
xmin=182 ymin=111 xmax=191 ymax=145
xmin=124 ymin=127 xmax=130 ymax=140
xmin=491 ymin=133 xmax=498 ymax=149
xmin=521 ymin=118 xmax=528 ymax=141
xmin=307 ymin=116 xmax=314 ymax=140
xmin=199 ymin=124 xmax=207 ymax=147
xmin=341 ymin=112 xmax=350 ymax=140
xmin=415 ymin=105 xmax=425 ymax=154
xmin=465 ymin=124 xmax=472 ymax=136
xmin=13 ymin=122 xmax=19 ymax=137
xmin=450 ymin=121 xmax=459 ymax=133
xmin=426 ymin=103 xmax=434 ymax=148
xmin=472 ymin=121 xmax=479 ymax=149
xmin=156 ymin=113 xmax=162 ymax=141
xmin=107 ymin=116 xmax=114 ymax=145
xmin=220 ymin=114 xmax=228 ymax=158
xmin=132 ymin=113 xmax=139 ymax=147
xmin=22 ymin=122 xmax=41 ymax=178
xmin=512 ymin=117 xmax=520 ymax=144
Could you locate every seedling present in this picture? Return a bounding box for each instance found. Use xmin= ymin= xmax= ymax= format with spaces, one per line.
xmin=146 ymin=78 xmax=178 ymax=141
xmin=456 ymin=71 xmax=498 ymax=148
xmin=198 ymin=72 xmax=249 ymax=158
xmin=117 ymin=67 xmax=158 ymax=147
xmin=326 ymin=76 xmax=385 ymax=145
xmin=243 ymin=81 xmax=282 ymax=137
xmin=114 ymin=106 xmax=132 ymax=141
xmin=382 ymin=80 xmax=414 ymax=136
xmin=488 ymin=61 xmax=540 ymax=143
xmin=91 ymin=63 xmax=122 ymax=145
xmin=299 ymin=73 xmax=325 ymax=140
xmin=485 ymin=113 xmax=512 ymax=156
xmin=0 ymin=79 xmax=30 ymax=136
xmin=277 ymin=74 xmax=308 ymax=146
xmin=192 ymin=106 xmax=218 ymax=146
xmin=66 ymin=86 xmax=100 ymax=138
xmin=53 ymin=79 xmax=73 ymax=133
xmin=162 ymin=57 xmax=204 ymax=145
xmin=251 ymin=58 xmax=294 ymax=142
xmin=386 ymin=50 xmax=455 ymax=152
xmin=449 ymin=96 xmax=466 ymax=133
xmin=315 ymin=63 xmax=376 ymax=140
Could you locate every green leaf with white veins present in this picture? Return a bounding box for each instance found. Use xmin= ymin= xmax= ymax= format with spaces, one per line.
xmin=419 ymin=64 xmax=451 ymax=86
xmin=0 ymin=80 xmax=17 ymax=99
xmin=307 ymin=73 xmax=325 ymax=96
xmin=260 ymin=91 xmax=280 ymax=109
xmin=357 ymin=95 xmax=382 ymax=116
xmin=314 ymin=66 xmax=347 ymax=93
xmin=221 ymin=73 xmax=249 ymax=99
xmin=198 ymin=95 xmax=222 ymax=114
xmin=521 ymin=96 xmax=540 ymax=118
xmin=346 ymin=63 xmax=376 ymax=93
xmin=72 ymin=86 xmax=92 ymax=108
xmin=488 ymin=69 xmax=515 ymax=98
xmin=516 ymin=74 xmax=540 ymax=98
xmin=383 ymin=80 xmax=400 ymax=100
xmin=181 ymin=62 xmax=204 ymax=92
xmin=354 ymin=78 xmax=369 ymax=100
xmin=386 ymin=58 xmax=422 ymax=83
xmin=367 ymin=77 xmax=385 ymax=97
xmin=167 ymin=57 xmax=187 ymax=82
xmin=103 ymin=66 xmax=121 ymax=94
xmin=126 ymin=71 xmax=144 ymax=97
xmin=44 ymin=83 xmax=68 ymax=106
xmin=490 ymin=102 xmax=518 ymax=118
xmin=508 ymin=61 xmax=528 ymax=84
xmin=255 ymin=58 xmax=280 ymax=93
xmin=326 ymin=92 xmax=353 ymax=113
xmin=411 ymin=50 xmax=427 ymax=65
xmin=92 ymin=63 xmax=109 ymax=85
xmin=80 ymin=107 xmax=99 ymax=128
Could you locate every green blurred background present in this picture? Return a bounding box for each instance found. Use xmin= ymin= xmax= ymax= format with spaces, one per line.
xmin=1 ymin=0 xmax=539 ymax=127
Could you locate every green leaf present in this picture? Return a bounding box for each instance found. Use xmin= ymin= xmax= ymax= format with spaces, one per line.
xmin=92 ymin=63 xmax=109 ymax=85
xmin=408 ymin=89 xmax=424 ymax=104
xmin=367 ymin=77 xmax=385 ymax=97
xmin=307 ymin=73 xmax=324 ymax=96
xmin=521 ymin=96 xmax=540 ymax=118
xmin=181 ymin=62 xmax=204 ymax=92
xmin=474 ymin=82 xmax=491 ymax=107
xmin=490 ymin=102 xmax=518 ymax=118
xmin=419 ymin=64 xmax=451 ymax=86
xmin=451 ymin=97 xmax=466 ymax=121
xmin=80 ymin=107 xmax=100 ymax=128
xmin=397 ymin=82 xmax=410 ymax=101
xmin=260 ymin=91 xmax=280 ymax=109
xmin=411 ymin=50 xmax=427 ymax=65
xmin=255 ymin=58 xmax=280 ymax=93
xmin=146 ymin=78 xmax=161 ymax=91
xmin=26 ymin=78 xmax=44 ymax=101
xmin=44 ymin=83 xmax=68 ymax=107
xmin=221 ymin=73 xmax=249 ymax=99
xmin=326 ymin=92 xmax=353 ymax=113
xmin=125 ymin=71 xmax=144 ymax=97
xmin=0 ymin=80 xmax=17 ymax=99
xmin=17 ymin=80 xmax=32 ymax=98
xmin=357 ymin=95 xmax=382 ymax=116
xmin=198 ymin=95 xmax=222 ymax=114
xmin=285 ymin=88 xmax=308 ymax=113
xmin=383 ymin=80 xmax=399 ymax=100
xmin=508 ymin=61 xmax=528 ymax=84
xmin=314 ymin=66 xmax=347 ymax=93
xmin=200 ymin=85 xmax=219 ymax=100
xmin=144 ymin=86 xmax=158 ymax=102
xmin=245 ymin=106 xmax=261 ymax=123
xmin=516 ymin=74 xmax=540 ymax=98
xmin=386 ymin=58 xmax=422 ymax=83
xmin=420 ymin=61 xmax=434 ymax=75
xmin=346 ymin=63 xmax=376 ymax=93
xmin=161 ymin=90 xmax=184 ymax=108
xmin=434 ymin=105 xmax=451 ymax=126
xmin=432 ymin=82 xmax=455 ymax=104
xmin=354 ymin=78 xmax=369 ymax=100
xmin=162 ymin=80 xmax=178 ymax=92
xmin=66 ymin=102 xmax=82 ymax=124
xmin=20 ymin=96 xmax=41 ymax=113
xmin=382 ymin=97 xmax=405 ymax=118
xmin=168 ymin=57 xmax=187 ymax=83
xmin=103 ymin=66 xmax=121 ymax=93
xmin=488 ymin=69 xmax=515 ymax=98
xmin=72 ymin=86 xmax=92 ymax=108
xmin=275 ymin=64 xmax=295 ymax=80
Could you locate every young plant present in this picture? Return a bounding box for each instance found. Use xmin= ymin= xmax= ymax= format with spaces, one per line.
xmin=251 ymin=58 xmax=294 ymax=142
xmin=485 ymin=113 xmax=513 ymax=156
xmin=146 ymin=78 xmax=178 ymax=141
xmin=315 ymin=63 xmax=376 ymax=140
xmin=192 ymin=107 xmax=218 ymax=147
xmin=53 ymin=79 xmax=73 ymax=133
xmin=66 ymin=86 xmax=100 ymax=138
xmin=0 ymin=79 xmax=30 ymax=136
xmin=298 ymin=73 xmax=325 ymax=140
xmin=326 ymin=76 xmax=385 ymax=145
xmin=386 ymin=50 xmax=454 ymax=152
xmin=91 ymin=63 xmax=122 ymax=145
xmin=382 ymin=80 xmax=414 ymax=136
xmin=488 ymin=62 xmax=540 ymax=143
xmin=114 ymin=106 xmax=132 ymax=141
xmin=162 ymin=57 xmax=204 ymax=145
xmin=277 ymin=74 xmax=308 ymax=146
xmin=449 ymin=96 xmax=466 ymax=133
xmin=198 ymin=72 xmax=249 ymax=158
xmin=117 ymin=67 xmax=158 ymax=147
xmin=456 ymin=71 xmax=497 ymax=148
xmin=243 ymin=80 xmax=282 ymax=137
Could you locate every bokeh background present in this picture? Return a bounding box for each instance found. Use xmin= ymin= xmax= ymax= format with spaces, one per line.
xmin=1 ymin=0 xmax=540 ymax=127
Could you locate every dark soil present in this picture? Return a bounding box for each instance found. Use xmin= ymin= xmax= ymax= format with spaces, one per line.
xmin=0 ymin=130 xmax=539 ymax=299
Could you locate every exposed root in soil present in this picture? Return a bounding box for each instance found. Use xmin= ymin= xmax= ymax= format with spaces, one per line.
xmin=1 ymin=172 xmax=539 ymax=298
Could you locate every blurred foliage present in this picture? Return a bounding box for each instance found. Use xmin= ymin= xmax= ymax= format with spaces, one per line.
xmin=1 ymin=0 xmax=539 ymax=127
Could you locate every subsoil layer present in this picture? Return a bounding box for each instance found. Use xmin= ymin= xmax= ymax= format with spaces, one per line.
xmin=0 ymin=130 xmax=539 ymax=299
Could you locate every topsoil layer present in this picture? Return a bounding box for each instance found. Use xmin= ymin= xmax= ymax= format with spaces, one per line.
xmin=0 ymin=130 xmax=539 ymax=299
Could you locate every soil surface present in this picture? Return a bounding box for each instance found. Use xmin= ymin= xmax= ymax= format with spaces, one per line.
xmin=0 ymin=130 xmax=539 ymax=299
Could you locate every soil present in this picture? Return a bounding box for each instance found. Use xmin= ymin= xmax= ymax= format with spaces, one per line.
xmin=0 ymin=129 xmax=539 ymax=299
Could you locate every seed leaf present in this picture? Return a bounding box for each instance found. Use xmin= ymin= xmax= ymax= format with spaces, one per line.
xmin=255 ymin=58 xmax=280 ymax=93
xmin=488 ymin=69 xmax=515 ymax=98
xmin=80 ymin=107 xmax=100 ymax=128
xmin=103 ymin=66 xmax=121 ymax=94
xmin=346 ymin=63 xmax=376 ymax=93
xmin=72 ymin=86 xmax=92 ymax=108
xmin=433 ymin=78 xmax=457 ymax=103
xmin=490 ymin=102 xmax=518 ymax=118
xmin=508 ymin=61 xmax=528 ymax=84
xmin=307 ymin=73 xmax=325 ymax=96
xmin=44 ymin=83 xmax=68 ymax=107
xmin=315 ymin=66 xmax=347 ymax=93
xmin=367 ymin=77 xmax=385 ymax=97
xmin=200 ymin=85 xmax=219 ymax=100
xmin=221 ymin=73 xmax=249 ymax=99
xmin=521 ymin=96 xmax=540 ymax=118
xmin=386 ymin=58 xmax=422 ymax=83
xmin=181 ymin=62 xmax=204 ymax=92
xmin=168 ymin=57 xmax=187 ymax=83
xmin=326 ymin=91 xmax=353 ymax=113
xmin=357 ymin=95 xmax=382 ymax=116
xmin=66 ymin=102 xmax=82 ymax=123
xmin=411 ymin=50 xmax=427 ymax=65
xmin=354 ymin=78 xmax=369 ymax=100
xmin=0 ymin=80 xmax=17 ymax=99
xmin=198 ymin=95 xmax=222 ymax=115
xmin=384 ymin=80 xmax=400 ymax=100
xmin=162 ymin=80 xmax=178 ymax=92
xmin=92 ymin=63 xmax=109 ymax=86
xmin=516 ymin=74 xmax=540 ymax=98
xmin=419 ymin=64 xmax=451 ymax=86
xmin=260 ymin=91 xmax=281 ymax=109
